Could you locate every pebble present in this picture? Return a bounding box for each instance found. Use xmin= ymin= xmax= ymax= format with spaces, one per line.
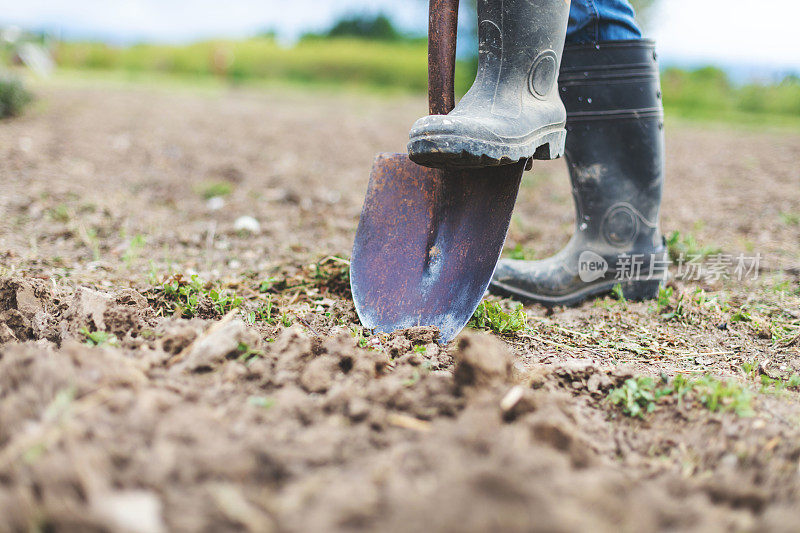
xmin=234 ymin=215 xmax=261 ymax=234
xmin=206 ymin=196 xmax=226 ymax=211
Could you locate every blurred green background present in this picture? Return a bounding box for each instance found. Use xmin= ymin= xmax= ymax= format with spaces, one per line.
xmin=2 ymin=1 xmax=799 ymax=128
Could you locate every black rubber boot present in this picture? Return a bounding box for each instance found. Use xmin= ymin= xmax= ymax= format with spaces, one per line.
xmin=490 ymin=40 xmax=667 ymax=306
xmin=408 ymin=0 xmax=570 ymax=169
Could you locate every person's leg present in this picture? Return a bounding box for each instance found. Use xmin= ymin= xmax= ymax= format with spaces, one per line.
xmin=567 ymin=0 xmax=642 ymax=44
xmin=490 ymin=1 xmax=668 ymax=306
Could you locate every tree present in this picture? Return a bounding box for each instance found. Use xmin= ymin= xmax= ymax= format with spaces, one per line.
xmin=327 ymin=14 xmax=401 ymax=41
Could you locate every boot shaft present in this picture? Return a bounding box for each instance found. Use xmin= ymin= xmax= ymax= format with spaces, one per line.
xmin=466 ymin=0 xmax=571 ymax=120
xmin=558 ymin=40 xmax=665 ymax=251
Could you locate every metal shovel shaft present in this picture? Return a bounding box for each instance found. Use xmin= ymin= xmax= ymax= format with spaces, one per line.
xmin=428 ymin=0 xmax=459 ymax=115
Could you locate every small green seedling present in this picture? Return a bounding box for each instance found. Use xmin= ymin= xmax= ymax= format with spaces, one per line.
xmin=160 ymin=274 xmax=243 ymax=318
xmin=350 ymin=326 xmax=368 ymax=348
xmin=654 ymin=285 xmax=673 ymax=313
xmin=79 ymin=327 xmax=118 ymax=347
xmin=259 ymin=277 xmax=279 ymax=293
xmin=245 ymin=298 xmax=275 ymax=325
xmin=611 ymin=283 xmax=627 ymax=306
xmin=247 ymin=396 xmax=275 ymax=409
xmin=691 ymin=375 xmax=753 ymax=416
xmin=508 ymin=244 xmax=535 ymax=260
xmin=122 ymin=234 xmax=146 ymax=266
xmin=608 ymin=373 xmax=753 ymax=419
xmin=779 ymin=212 xmax=800 ymax=226
xmin=469 ymin=300 xmax=527 ymax=335
xmin=731 ymin=309 xmax=752 ymax=323
xmin=607 ymin=377 xmax=661 ymax=418
xmin=236 ymin=342 xmax=263 ymax=364
xmin=47 ymin=204 xmax=70 ymax=223
xmin=198 ymin=181 xmax=233 ymax=199
xmin=666 ymin=230 xmax=722 ymax=262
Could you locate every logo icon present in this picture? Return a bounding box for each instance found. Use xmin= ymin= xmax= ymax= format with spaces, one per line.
xmin=578 ymin=251 xmax=608 ymax=282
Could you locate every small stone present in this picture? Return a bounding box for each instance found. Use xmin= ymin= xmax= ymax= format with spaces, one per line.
xmin=234 ymin=216 xmax=261 ymax=234
xmin=92 ymin=490 xmax=165 ymax=533
xmin=206 ymin=196 xmax=226 ymax=211
xmin=177 ymin=320 xmax=257 ymax=371
xmin=500 ymin=386 xmax=525 ymax=412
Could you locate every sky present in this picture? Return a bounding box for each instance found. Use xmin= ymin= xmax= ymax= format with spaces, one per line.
xmin=0 ymin=0 xmax=797 ymax=76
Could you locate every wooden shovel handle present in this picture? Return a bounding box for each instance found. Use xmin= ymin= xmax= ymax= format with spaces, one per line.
xmin=428 ymin=0 xmax=460 ymax=116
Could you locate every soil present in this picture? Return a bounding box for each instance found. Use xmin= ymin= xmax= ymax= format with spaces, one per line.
xmin=0 ymin=81 xmax=799 ymax=532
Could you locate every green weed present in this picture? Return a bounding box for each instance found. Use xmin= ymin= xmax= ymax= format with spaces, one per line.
xmin=469 ymin=300 xmax=527 ymax=335
xmin=608 ymin=373 xmax=753 ymax=419
xmin=771 ymin=278 xmax=800 ymax=296
xmin=197 ymin=181 xmax=233 ymax=199
xmin=508 ymin=244 xmax=535 ymax=260
xmin=83 ymin=227 xmax=101 ymax=261
xmin=607 ymin=376 xmax=661 ymax=418
xmin=122 ymin=234 xmax=146 ymax=266
xmin=351 ymin=326 xmax=369 ymax=348
xmin=611 ymin=283 xmax=627 ymax=306
xmin=779 ymin=212 xmax=800 ymax=226
xmin=310 ymin=256 xmax=351 ymax=297
xmin=258 ymin=277 xmax=279 ymax=293
xmin=244 ymin=298 xmax=275 ymax=325
xmin=731 ymin=309 xmax=753 ymax=323
xmin=160 ymin=274 xmax=243 ymax=318
xmin=692 ymin=375 xmax=753 ymax=416
xmin=79 ymin=327 xmax=118 ymax=346
xmin=741 ymin=362 xmax=759 ymax=380
xmin=247 ymin=396 xmax=275 ymax=409
xmin=0 ymin=74 xmax=34 ymax=119
xmin=666 ymin=230 xmax=721 ymax=262
xmin=46 ymin=204 xmax=71 ymax=223
xmin=756 ymin=372 xmax=800 ymax=395
xmin=653 ymin=285 xmax=674 ymax=315
xmin=236 ymin=342 xmax=263 ymax=364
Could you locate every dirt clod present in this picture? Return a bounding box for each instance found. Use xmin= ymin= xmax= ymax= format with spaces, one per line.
xmin=453 ymin=331 xmax=513 ymax=390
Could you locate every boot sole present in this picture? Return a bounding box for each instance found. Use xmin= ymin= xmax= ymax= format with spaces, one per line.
xmin=408 ymin=126 xmax=566 ymax=169
xmin=489 ymin=277 xmax=663 ymax=308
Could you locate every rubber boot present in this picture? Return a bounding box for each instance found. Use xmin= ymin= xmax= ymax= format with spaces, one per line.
xmin=490 ymin=40 xmax=667 ymax=306
xmin=408 ymin=0 xmax=570 ymax=168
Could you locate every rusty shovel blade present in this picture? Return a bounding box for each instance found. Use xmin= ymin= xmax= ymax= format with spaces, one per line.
xmin=351 ymin=153 xmax=524 ymax=343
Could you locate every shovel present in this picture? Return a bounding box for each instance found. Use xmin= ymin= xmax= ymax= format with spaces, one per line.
xmin=350 ymin=0 xmax=525 ymax=344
